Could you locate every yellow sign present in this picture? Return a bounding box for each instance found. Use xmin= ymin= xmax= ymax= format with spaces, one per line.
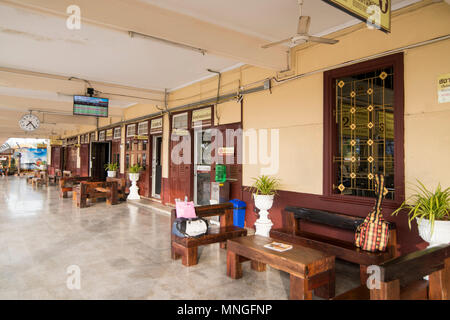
xmin=323 ymin=0 xmax=391 ymax=33
xmin=192 ymin=107 xmax=212 ymax=125
xmin=438 ymin=73 xmax=450 ymax=104
xmin=106 ymin=129 xmax=113 ymax=140
xmin=50 ymin=139 xmax=63 ymax=146
xmin=37 ymin=143 xmax=47 ymax=149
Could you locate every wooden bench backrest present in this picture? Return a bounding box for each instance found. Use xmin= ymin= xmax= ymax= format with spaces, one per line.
xmin=370 ymin=244 xmax=450 ymax=300
xmin=106 ymin=177 xmax=126 ymax=191
xmin=285 ymin=206 xmax=396 ymax=232
xmin=170 ymin=203 xmax=234 ymax=228
xmin=379 ymin=244 xmax=450 ymax=286
xmin=60 ymin=176 xmax=93 ymax=188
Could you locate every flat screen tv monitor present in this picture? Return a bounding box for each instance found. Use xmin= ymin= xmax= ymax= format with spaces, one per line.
xmin=73 ymin=96 xmax=109 ymax=117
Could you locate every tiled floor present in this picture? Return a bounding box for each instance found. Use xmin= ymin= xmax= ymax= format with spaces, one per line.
xmin=0 ymin=176 xmax=360 ymax=300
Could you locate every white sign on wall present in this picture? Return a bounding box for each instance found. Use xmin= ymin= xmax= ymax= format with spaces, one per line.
xmin=438 ymin=73 xmax=450 ymax=104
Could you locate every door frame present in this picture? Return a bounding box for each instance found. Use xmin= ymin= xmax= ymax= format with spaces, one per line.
xmin=151 ymin=134 xmax=163 ymax=199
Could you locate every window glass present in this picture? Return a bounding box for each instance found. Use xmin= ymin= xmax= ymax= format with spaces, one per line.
xmin=334 ymin=67 xmax=395 ymax=200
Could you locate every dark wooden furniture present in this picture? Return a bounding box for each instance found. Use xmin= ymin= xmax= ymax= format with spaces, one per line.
xmin=48 ymin=169 xmax=61 ymax=186
xmin=76 ymin=181 xmax=119 ymax=208
xmin=171 ymin=203 xmax=247 ymax=267
xmin=59 ymin=176 xmax=93 ymax=198
xmin=227 ymin=235 xmax=336 ymax=300
xmin=334 ymin=244 xmax=450 ymax=300
xmin=106 ymin=177 xmax=128 ymax=201
xmin=270 ymin=206 xmax=399 ymax=284
xmin=33 ymin=171 xmax=48 ymax=187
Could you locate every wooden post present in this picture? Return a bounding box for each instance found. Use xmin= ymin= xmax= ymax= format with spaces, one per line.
xmin=370 ymin=280 xmax=401 ymax=300
xmin=181 ymin=247 xmax=198 ymax=267
xmin=290 ymin=275 xmax=312 ymax=300
xmin=429 ymin=257 xmax=450 ymax=300
xmin=251 ymin=260 xmax=266 ymax=272
xmin=227 ymin=250 xmax=243 ymax=279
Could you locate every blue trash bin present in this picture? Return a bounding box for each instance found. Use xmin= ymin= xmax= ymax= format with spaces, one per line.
xmin=229 ymin=199 xmax=246 ymax=228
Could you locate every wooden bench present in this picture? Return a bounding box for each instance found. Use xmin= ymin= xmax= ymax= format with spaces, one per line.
xmin=32 ymin=171 xmax=48 ymax=187
xmin=48 ymin=169 xmax=62 ymax=186
xmin=76 ymin=181 xmax=119 ymax=208
xmin=270 ymin=206 xmax=398 ymax=285
xmin=171 ymin=203 xmax=247 ymax=267
xmin=334 ymin=244 xmax=450 ymax=300
xmin=106 ymin=177 xmax=128 ymax=201
xmin=27 ymin=171 xmax=40 ymax=184
xmin=59 ymin=176 xmax=93 ymax=198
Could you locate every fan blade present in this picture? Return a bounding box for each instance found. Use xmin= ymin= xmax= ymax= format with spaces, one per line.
xmin=297 ymin=16 xmax=311 ymax=35
xmin=261 ymin=37 xmax=293 ymax=49
xmin=307 ymin=36 xmax=339 ymax=45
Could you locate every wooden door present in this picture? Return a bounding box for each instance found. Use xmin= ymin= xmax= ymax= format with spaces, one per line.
xmin=80 ymin=144 xmax=89 ymax=177
xmin=210 ymin=123 xmax=243 ymax=200
xmin=126 ymin=138 xmax=150 ymax=197
xmin=66 ymin=146 xmax=78 ymax=175
xmin=51 ymin=146 xmax=62 ymax=170
xmin=91 ymin=142 xmax=109 ymax=180
xmin=169 ymin=133 xmax=193 ymax=204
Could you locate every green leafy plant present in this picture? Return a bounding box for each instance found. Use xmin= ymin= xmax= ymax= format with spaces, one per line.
xmin=128 ymin=164 xmax=143 ymax=174
xmin=247 ymin=175 xmax=281 ymax=196
xmin=392 ymin=180 xmax=450 ymax=236
xmin=104 ymin=163 xmax=119 ymax=172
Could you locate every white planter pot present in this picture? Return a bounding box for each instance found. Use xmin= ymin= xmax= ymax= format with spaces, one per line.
xmin=416 ymin=218 xmax=450 ymax=247
xmin=107 ymin=171 xmax=117 ymax=178
xmin=127 ymin=172 xmax=140 ymax=200
xmin=254 ymin=194 xmax=274 ymax=237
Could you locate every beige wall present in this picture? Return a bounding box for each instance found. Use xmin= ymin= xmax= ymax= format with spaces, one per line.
xmin=63 ymin=2 xmax=450 ymax=197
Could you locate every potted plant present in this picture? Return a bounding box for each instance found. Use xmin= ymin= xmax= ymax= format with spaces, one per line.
xmin=127 ymin=164 xmax=143 ymax=200
xmin=104 ymin=162 xmax=119 ymax=178
xmin=247 ymin=175 xmax=281 ymax=237
xmin=392 ymin=181 xmax=450 ymax=247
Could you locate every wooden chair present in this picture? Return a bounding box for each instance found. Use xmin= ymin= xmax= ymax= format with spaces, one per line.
xmin=27 ymin=171 xmax=40 ymax=184
xmin=106 ymin=177 xmax=128 ymax=201
xmin=32 ymin=171 xmax=48 ymax=187
xmin=59 ymin=176 xmax=94 ymax=198
xmin=270 ymin=207 xmax=399 ymax=284
xmin=171 ymin=203 xmax=247 ymax=267
xmin=76 ymin=180 xmax=119 ymax=208
xmin=48 ymin=169 xmax=62 ymax=186
xmin=333 ymin=244 xmax=450 ymax=300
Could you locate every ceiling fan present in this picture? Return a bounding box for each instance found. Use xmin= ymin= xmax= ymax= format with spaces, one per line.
xmin=262 ymin=0 xmax=339 ymax=49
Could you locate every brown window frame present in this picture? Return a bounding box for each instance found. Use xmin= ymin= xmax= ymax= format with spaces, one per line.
xmin=323 ymin=53 xmax=405 ymax=209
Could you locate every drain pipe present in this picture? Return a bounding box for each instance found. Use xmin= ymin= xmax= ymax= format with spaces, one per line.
xmin=207 ymin=69 xmax=222 ymax=125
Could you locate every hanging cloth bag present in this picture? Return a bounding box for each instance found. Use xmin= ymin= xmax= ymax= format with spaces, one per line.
xmin=355 ymin=174 xmax=390 ymax=252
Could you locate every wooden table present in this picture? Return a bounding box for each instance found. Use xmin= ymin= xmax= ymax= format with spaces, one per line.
xmin=226 ymin=235 xmax=336 ymax=300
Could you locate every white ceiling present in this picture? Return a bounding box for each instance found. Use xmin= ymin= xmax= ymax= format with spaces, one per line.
xmin=142 ymin=0 xmax=416 ymax=42
xmin=0 ymin=4 xmax=239 ymax=91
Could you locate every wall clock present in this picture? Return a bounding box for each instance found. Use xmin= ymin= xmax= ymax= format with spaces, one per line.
xmin=19 ymin=113 xmax=40 ymax=132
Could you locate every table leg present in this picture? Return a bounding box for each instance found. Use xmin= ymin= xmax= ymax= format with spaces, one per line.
xmin=227 ymin=250 xmax=243 ymax=279
xmin=251 ymin=260 xmax=266 ymax=272
xmin=313 ymin=268 xmax=336 ymax=299
xmin=290 ymin=274 xmax=313 ymax=300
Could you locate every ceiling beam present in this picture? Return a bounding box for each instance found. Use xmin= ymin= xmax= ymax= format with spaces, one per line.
xmin=0 ymin=67 xmax=165 ymax=105
xmin=0 ymin=0 xmax=288 ymax=71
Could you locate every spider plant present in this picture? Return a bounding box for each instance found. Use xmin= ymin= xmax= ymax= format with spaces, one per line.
xmin=247 ymin=175 xmax=281 ymax=196
xmin=392 ymin=180 xmax=450 ymax=236
xmin=104 ymin=163 xmax=118 ymax=172
xmin=128 ymin=164 xmax=143 ymax=174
